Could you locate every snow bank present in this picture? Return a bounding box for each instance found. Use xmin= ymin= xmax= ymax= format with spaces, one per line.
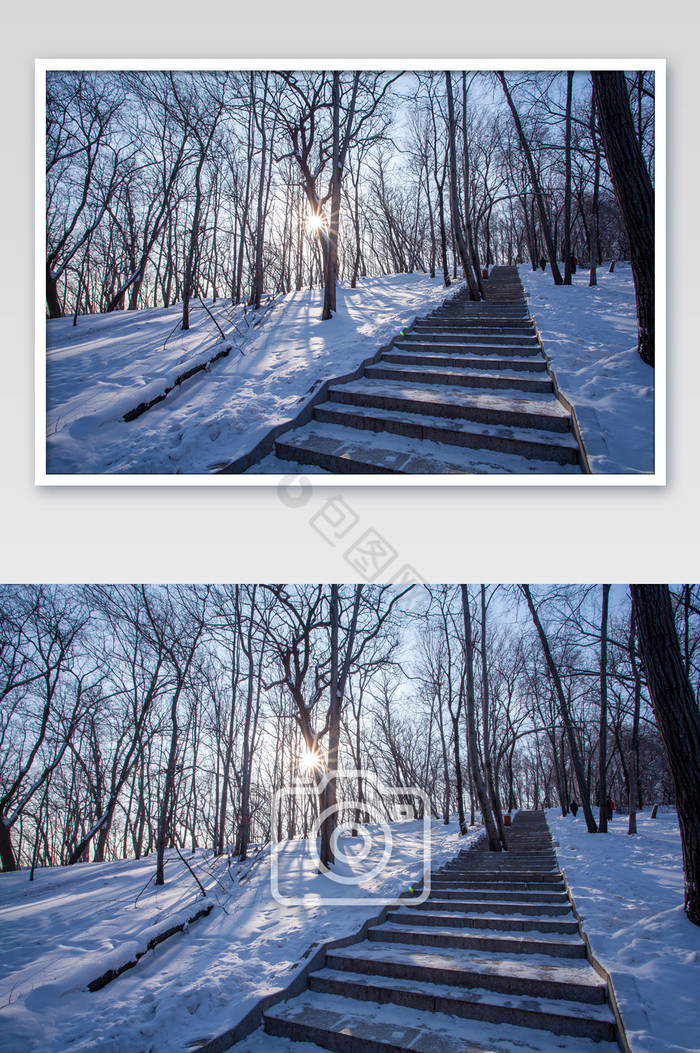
xmin=548 ymin=807 xmax=700 ymax=1053
xmin=44 ymin=276 xmax=457 ymax=476
xmin=0 ymin=820 xmax=468 ymax=1052
xmin=521 ymin=264 xmax=656 ymax=474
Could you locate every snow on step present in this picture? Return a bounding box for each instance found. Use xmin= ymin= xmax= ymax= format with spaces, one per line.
xmin=313 ymin=404 xmax=579 ymax=465
xmin=387 ymin=908 xmax=579 ymax=934
xmin=326 ymin=939 xmax=606 ymax=1002
xmin=364 ymin=363 xmax=554 ymax=394
xmin=328 ymin=378 xmax=572 ymax=430
xmin=274 ymin=421 xmax=581 ymax=475
xmin=383 ymin=350 xmax=548 ymax=372
xmin=394 ymin=339 xmax=543 ymax=357
xmin=265 ymin=264 xmax=586 ymax=475
xmin=368 ymin=922 xmax=586 ymax=958
xmin=259 ymin=990 xmax=618 ymax=1053
xmin=308 ymin=967 xmax=617 ymax=1041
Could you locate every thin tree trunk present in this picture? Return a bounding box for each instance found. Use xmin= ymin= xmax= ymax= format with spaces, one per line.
xmin=498 ymin=73 xmax=563 ymax=284
xmin=521 ymin=586 xmax=598 ymax=832
xmin=563 ymin=72 xmax=574 ymax=285
xmin=480 ymin=586 xmax=508 ymax=848
xmin=628 ymin=607 xmax=642 ymax=835
xmin=461 ymin=585 xmax=501 ymax=850
xmin=589 ymin=89 xmax=601 ymax=287
xmin=598 ymin=584 xmax=611 ymax=832
xmin=445 ymin=72 xmax=479 ymax=299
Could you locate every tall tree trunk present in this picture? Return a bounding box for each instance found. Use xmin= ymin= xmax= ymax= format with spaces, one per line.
xmin=592 ymin=72 xmax=655 ymax=366
xmin=589 ymin=89 xmax=601 ymax=287
xmin=461 ymin=585 xmax=501 ymax=850
xmin=563 ymin=72 xmax=574 ymax=285
xmin=461 ymin=73 xmax=485 ymax=298
xmin=322 ymin=74 xmax=342 ymax=321
xmin=445 ymin=72 xmax=479 ymax=299
xmin=598 ymin=584 xmax=611 ymax=832
xmin=480 ymin=586 xmax=508 ymax=848
xmin=452 ymin=714 xmax=467 ymax=836
xmin=318 ymin=584 xmax=341 ymax=869
xmin=46 ymin=263 xmax=63 ymax=319
xmin=250 ymin=73 xmax=270 ymax=311
xmin=156 ymin=677 xmax=184 ymax=885
xmin=0 ymin=819 xmax=18 ymax=871
xmin=630 ymin=585 xmax=700 ymax=926
xmin=498 ymin=73 xmax=563 ymax=284
xmin=521 ymin=586 xmax=598 ymax=832
xmin=627 ymin=607 xmax=642 ymax=835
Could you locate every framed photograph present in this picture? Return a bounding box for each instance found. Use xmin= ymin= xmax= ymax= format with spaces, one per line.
xmin=37 ymin=60 xmax=664 ymax=485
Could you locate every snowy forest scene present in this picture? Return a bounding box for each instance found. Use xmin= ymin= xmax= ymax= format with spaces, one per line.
xmin=1 ymin=583 xmax=698 ymax=1053
xmin=41 ymin=65 xmax=658 ymax=479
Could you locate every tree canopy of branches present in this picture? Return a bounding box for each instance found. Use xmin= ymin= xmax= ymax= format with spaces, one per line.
xmin=46 ymin=68 xmax=651 ymax=331
xmin=2 ymin=582 xmax=693 ymax=927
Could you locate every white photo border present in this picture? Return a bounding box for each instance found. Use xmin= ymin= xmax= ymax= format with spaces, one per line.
xmin=35 ymin=58 xmax=666 ymax=488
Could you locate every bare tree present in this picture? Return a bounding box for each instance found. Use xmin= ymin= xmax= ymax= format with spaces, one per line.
xmin=461 ymin=585 xmax=501 ymax=850
xmin=592 ymin=72 xmax=655 ymax=365
xmin=630 ymin=585 xmax=700 ymax=926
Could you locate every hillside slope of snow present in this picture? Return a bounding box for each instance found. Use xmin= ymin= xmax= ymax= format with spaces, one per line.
xmin=43 ymin=267 xmax=657 ymax=477
xmin=1 ymin=811 xmax=695 ymax=1052
xmin=44 ymin=276 xmax=457 ymax=476
xmin=0 ymin=820 xmax=467 ymax=1052
xmin=521 ymin=264 xmax=656 ymax=474
xmin=549 ymin=808 xmax=699 ymax=1053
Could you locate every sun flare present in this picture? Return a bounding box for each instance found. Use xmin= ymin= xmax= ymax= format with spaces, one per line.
xmin=306 ymin=212 xmax=326 ymax=233
xmin=299 ymin=747 xmax=322 ymax=773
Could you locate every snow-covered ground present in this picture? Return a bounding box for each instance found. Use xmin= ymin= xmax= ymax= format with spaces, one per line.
xmin=548 ymin=807 xmax=700 ymax=1053
xmin=0 ymin=819 xmax=467 ymax=1052
xmin=43 ymin=266 xmax=657 ymax=477
xmin=1 ymin=811 xmax=695 ymax=1052
xmin=521 ymin=263 xmax=656 ymax=474
xmin=44 ymin=276 xmax=457 ymax=476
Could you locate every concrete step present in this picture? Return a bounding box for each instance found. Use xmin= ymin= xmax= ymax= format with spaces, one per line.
xmin=394 ymin=338 xmax=542 ymax=357
xmin=327 ymin=379 xmax=573 ymax=433
xmin=382 ymin=350 xmax=548 ymax=372
xmin=325 ymin=941 xmax=607 ymax=1003
xmin=424 ymin=881 xmax=567 ymax=894
xmin=412 ymin=898 xmax=571 ymax=916
xmin=368 ymin=922 xmax=587 ymax=958
xmin=424 ymin=886 xmax=569 ymax=903
xmin=413 ymin=319 xmax=534 ymax=331
xmin=312 ymin=404 xmax=580 ymax=466
xmin=436 ymin=306 xmax=529 ymax=316
xmin=388 ymin=908 xmax=580 ymax=935
xmin=262 ymin=990 xmax=617 ymax=1053
xmin=365 ymin=363 xmax=553 ymax=394
xmin=274 ymin=420 xmax=581 ymax=476
xmin=440 ymin=855 xmax=558 ymax=865
xmin=308 ymin=968 xmax=617 ymax=1042
xmin=401 ymin=330 xmax=539 ymax=346
xmin=436 ymin=869 xmax=562 ymax=882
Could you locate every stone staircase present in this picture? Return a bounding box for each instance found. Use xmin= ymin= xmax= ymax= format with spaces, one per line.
xmin=269 ymin=267 xmax=585 ymax=475
xmin=235 ymin=811 xmax=621 ymax=1053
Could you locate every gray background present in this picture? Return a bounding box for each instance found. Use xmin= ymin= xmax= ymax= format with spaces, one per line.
xmin=2 ymin=1 xmax=693 ymax=583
